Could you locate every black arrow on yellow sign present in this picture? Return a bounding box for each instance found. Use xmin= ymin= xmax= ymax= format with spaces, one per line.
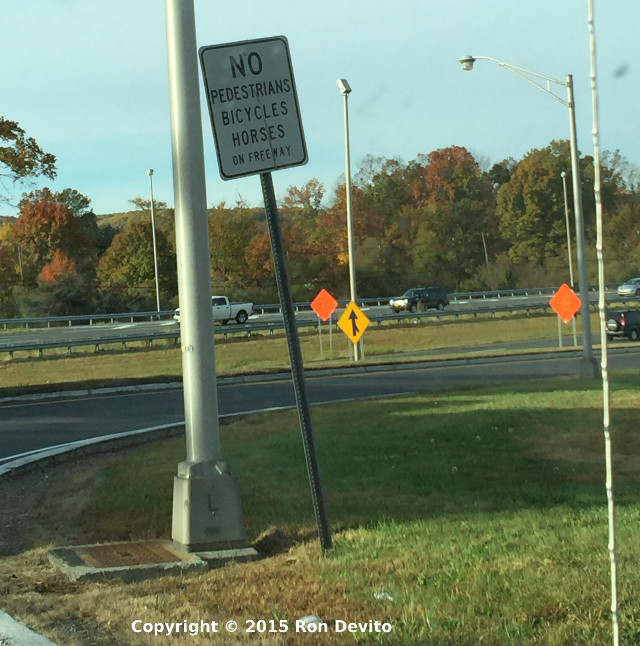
xmin=338 ymin=301 xmax=370 ymax=345
xmin=349 ymin=309 xmax=359 ymax=337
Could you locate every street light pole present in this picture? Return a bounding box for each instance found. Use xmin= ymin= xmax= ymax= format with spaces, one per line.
xmin=561 ymin=171 xmax=578 ymax=346
xmin=165 ymin=0 xmax=246 ymax=551
xmin=564 ymin=74 xmax=596 ymax=375
xmin=337 ymin=78 xmax=359 ymax=361
xmin=148 ymin=169 xmax=162 ymax=313
xmin=459 ymin=55 xmax=598 ymax=378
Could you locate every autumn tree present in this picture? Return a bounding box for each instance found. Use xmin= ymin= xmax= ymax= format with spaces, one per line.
xmin=19 ymin=187 xmax=104 ymax=251
xmin=485 ymin=158 xmax=517 ymax=191
xmin=281 ymin=177 xmax=324 ymax=212
xmin=278 ymin=179 xmax=341 ymax=298
xmin=244 ymin=230 xmax=275 ymax=297
xmin=129 ymin=196 xmax=168 ymax=212
xmin=407 ymin=146 xmax=496 ymax=289
xmin=579 ymin=148 xmax=627 ymax=235
xmin=22 ymin=187 xmax=91 ymax=217
xmin=315 ymin=179 xmax=387 ymax=297
xmin=0 ymin=221 xmax=21 ymax=283
xmin=27 ymin=249 xmax=92 ymax=316
xmin=39 ymin=250 xmax=77 ymax=285
xmin=10 ymin=197 xmax=94 ymax=286
xmin=0 ymin=117 xmax=56 ymax=204
xmin=0 ymin=237 xmax=20 ymax=315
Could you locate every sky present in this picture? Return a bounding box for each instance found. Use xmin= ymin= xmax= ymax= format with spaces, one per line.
xmin=2 ymin=1 xmax=639 ymax=217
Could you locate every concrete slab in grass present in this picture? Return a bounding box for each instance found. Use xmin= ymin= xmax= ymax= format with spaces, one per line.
xmin=48 ymin=539 xmax=258 ymax=582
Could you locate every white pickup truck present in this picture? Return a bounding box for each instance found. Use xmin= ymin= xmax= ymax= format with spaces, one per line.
xmin=173 ymin=295 xmax=254 ymax=325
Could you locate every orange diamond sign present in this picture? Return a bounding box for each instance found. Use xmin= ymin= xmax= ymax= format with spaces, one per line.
xmin=549 ymin=283 xmax=581 ymax=323
xmin=311 ymin=288 xmax=338 ymax=322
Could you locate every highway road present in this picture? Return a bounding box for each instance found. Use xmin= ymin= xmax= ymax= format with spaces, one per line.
xmin=1 ymin=348 xmax=639 ymax=461
xmin=0 ymin=289 xmax=622 ymax=352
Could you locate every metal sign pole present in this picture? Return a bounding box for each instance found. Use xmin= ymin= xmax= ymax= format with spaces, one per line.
xmin=317 ymin=315 xmax=323 ymax=358
xmin=329 ymin=314 xmax=333 ymax=351
xmin=557 ymin=316 xmax=563 ymax=347
xmin=260 ymin=171 xmax=332 ymax=551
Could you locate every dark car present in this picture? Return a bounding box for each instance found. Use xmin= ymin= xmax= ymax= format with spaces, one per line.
xmin=389 ymin=286 xmax=449 ymax=313
xmin=606 ymin=309 xmax=640 ymax=341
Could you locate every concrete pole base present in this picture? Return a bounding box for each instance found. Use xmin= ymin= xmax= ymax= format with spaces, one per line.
xmin=172 ymin=460 xmax=247 ymax=552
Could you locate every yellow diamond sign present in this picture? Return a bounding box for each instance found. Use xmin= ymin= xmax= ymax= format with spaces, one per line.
xmin=337 ymin=301 xmax=370 ymax=344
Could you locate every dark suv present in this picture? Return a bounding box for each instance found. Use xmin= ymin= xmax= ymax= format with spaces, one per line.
xmin=606 ymin=310 xmax=640 ymax=341
xmin=389 ymin=286 xmax=449 ymax=313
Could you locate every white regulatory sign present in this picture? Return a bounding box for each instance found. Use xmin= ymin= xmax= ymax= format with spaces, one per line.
xmin=199 ymin=36 xmax=308 ymax=180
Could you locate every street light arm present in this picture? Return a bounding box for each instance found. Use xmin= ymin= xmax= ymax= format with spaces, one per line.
xmin=459 ymin=51 xmax=596 ymax=376
xmin=463 ymin=55 xmax=569 ymax=107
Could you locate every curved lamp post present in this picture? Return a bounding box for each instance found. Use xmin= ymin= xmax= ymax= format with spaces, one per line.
xmin=459 ymin=55 xmax=597 ymax=378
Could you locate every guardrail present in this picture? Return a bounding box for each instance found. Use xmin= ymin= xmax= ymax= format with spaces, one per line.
xmin=0 ymin=284 xmax=619 ymax=330
xmin=0 ymin=310 xmax=176 ymax=331
xmin=226 ymin=284 xmax=617 ymax=314
xmin=1 ymin=296 xmax=622 ymax=360
xmin=1 ymin=285 xmax=632 ymax=361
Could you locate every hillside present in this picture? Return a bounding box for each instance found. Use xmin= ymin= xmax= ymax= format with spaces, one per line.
xmin=96 ymin=209 xmax=175 ymax=233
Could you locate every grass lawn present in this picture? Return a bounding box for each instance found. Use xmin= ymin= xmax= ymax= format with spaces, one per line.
xmin=0 ymin=312 xmax=592 ymax=393
xmin=1 ymin=372 xmax=639 ymax=644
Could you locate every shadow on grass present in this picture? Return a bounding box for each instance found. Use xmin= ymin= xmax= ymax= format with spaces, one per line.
xmin=43 ymin=374 xmax=634 ymax=556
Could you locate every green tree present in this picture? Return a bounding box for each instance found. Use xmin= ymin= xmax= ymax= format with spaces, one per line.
xmin=97 ymin=220 xmax=177 ymax=309
xmin=496 ymin=141 xmax=573 ymax=264
xmin=355 ymin=155 xmax=414 ymax=219
xmin=208 ymin=200 xmax=261 ymax=293
xmin=411 ymin=146 xmax=496 ymax=289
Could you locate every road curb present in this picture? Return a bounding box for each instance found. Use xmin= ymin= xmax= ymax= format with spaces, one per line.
xmin=0 ymin=423 xmax=185 ymax=479
xmin=0 ymin=609 xmax=61 ymax=646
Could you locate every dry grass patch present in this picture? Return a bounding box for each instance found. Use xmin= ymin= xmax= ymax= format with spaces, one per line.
xmin=0 ymin=540 xmax=398 ymax=646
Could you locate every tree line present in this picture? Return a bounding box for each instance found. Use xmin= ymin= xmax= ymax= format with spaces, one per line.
xmin=1 ymin=115 xmax=638 ymax=318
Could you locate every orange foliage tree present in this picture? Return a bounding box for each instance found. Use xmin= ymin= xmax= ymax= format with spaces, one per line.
xmin=39 ymin=250 xmax=77 ymax=285
xmin=11 ymin=198 xmax=93 ymax=285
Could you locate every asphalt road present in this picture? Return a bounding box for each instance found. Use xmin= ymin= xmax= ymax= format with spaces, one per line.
xmin=0 ymin=290 xmax=618 ymax=350
xmin=1 ymin=348 xmax=639 ymax=460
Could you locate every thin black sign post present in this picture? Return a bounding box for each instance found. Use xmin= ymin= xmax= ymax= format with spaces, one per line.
xmin=200 ymin=36 xmax=331 ymax=551
xmin=260 ymin=171 xmax=332 ymax=551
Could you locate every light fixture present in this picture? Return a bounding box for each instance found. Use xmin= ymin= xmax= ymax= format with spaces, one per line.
xmin=459 ymin=55 xmax=475 ymax=71
xmin=336 ymin=78 xmax=351 ymax=95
